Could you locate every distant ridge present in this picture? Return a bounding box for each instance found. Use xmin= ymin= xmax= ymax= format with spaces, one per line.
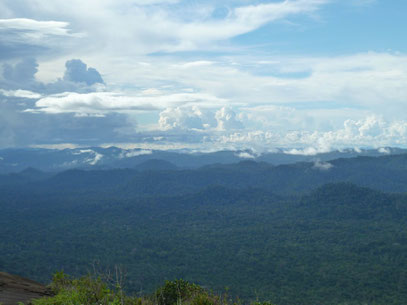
xmin=135 ymin=159 xmax=178 ymax=171
xmin=1 ymin=146 xmax=406 ymax=174
xmin=2 ymin=152 xmax=407 ymax=195
xmin=0 ymin=271 xmax=52 ymax=305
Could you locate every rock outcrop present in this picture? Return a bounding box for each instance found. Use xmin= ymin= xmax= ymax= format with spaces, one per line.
xmin=0 ymin=272 xmax=52 ymax=305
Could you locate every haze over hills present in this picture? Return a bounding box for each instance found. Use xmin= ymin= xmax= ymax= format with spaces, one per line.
xmin=0 ymin=146 xmax=405 ymax=174
xmin=2 ymin=151 xmax=407 ymax=196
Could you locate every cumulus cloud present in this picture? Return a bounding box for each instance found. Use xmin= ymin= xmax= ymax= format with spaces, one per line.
xmin=63 ymin=59 xmax=104 ymax=86
xmin=1 ymin=57 xmax=105 ymax=94
xmin=1 ymin=1 xmax=407 ymax=152
xmin=207 ymin=115 xmax=407 ymax=153
xmin=159 ymin=108 xmax=204 ymax=130
xmin=2 ymin=57 xmax=38 ymax=83
xmin=158 ymin=106 xmax=243 ymax=131
xmin=1 ymin=58 xmax=43 ymax=91
xmin=159 ymin=106 xmax=216 ymax=130
xmin=215 ymin=107 xmax=244 ymax=131
xmin=3 ymin=3 xmax=402 ymax=112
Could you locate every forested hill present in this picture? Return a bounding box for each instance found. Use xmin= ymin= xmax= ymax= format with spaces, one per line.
xmin=2 ymin=153 xmax=407 ymax=195
xmin=1 ymin=175 xmax=407 ymax=303
xmin=1 ymin=154 xmax=407 ymax=304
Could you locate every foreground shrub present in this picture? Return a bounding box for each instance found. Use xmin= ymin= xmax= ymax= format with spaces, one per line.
xmin=30 ymin=272 xmax=274 ymax=305
xmin=155 ymin=279 xmax=205 ymax=305
xmin=32 ymin=271 xmax=141 ymax=305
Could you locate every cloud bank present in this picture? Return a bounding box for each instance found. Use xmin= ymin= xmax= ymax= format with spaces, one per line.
xmin=0 ymin=0 xmax=406 ymax=152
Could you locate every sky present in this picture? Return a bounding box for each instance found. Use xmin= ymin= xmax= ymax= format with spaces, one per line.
xmin=1 ymin=0 xmax=407 ymax=153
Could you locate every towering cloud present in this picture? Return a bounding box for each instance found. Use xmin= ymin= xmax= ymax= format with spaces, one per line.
xmin=0 ymin=57 xmax=104 ymax=94
xmin=1 ymin=58 xmax=40 ymax=91
xmin=63 ymin=59 xmax=104 ymax=86
xmin=2 ymin=58 xmax=38 ymax=83
xmin=215 ymin=107 xmax=243 ymax=131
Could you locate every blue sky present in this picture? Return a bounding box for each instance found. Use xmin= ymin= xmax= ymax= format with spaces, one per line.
xmin=1 ymin=0 xmax=407 ymax=153
xmin=235 ymin=0 xmax=406 ymax=55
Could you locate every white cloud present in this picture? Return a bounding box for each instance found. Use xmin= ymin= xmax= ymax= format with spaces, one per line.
xmin=159 ymin=106 xmax=217 ymax=130
xmin=0 ymin=89 xmax=42 ymax=99
xmin=378 ymin=147 xmax=391 ymax=154
xmin=209 ymin=116 xmax=407 ymax=152
xmin=236 ymin=151 xmax=256 ymax=159
xmin=31 ymin=143 xmax=81 ymax=150
xmin=215 ymin=107 xmax=244 ymax=131
xmin=285 ymin=147 xmax=330 ymax=155
xmin=158 ymin=106 xmax=243 ymax=131
xmin=0 ymin=0 xmax=329 ymax=54
xmin=133 ymin=0 xmax=180 ymax=5
xmin=234 ymin=0 xmax=327 ymax=26
xmin=170 ymin=0 xmax=328 ymax=51
xmin=120 ymin=149 xmax=153 ymax=158
xmin=141 ymin=88 xmax=162 ymax=95
xmin=26 ymin=92 xmax=154 ymax=115
xmin=27 ymin=91 xmax=226 ymax=115
xmin=1 ymin=0 xmax=407 ymax=152
xmin=73 ymin=149 xmax=103 ymax=165
xmin=5 ymin=3 xmax=403 ymax=119
xmin=178 ymin=61 xmax=215 ymax=69
xmin=0 ymin=18 xmax=83 ymax=45
xmin=108 ymin=53 xmax=407 ymax=119
xmin=0 ymin=18 xmax=71 ymax=35
xmin=313 ymin=160 xmax=333 ymax=170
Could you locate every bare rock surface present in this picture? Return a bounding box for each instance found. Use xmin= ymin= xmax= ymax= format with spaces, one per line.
xmin=0 ymin=272 xmax=52 ymax=305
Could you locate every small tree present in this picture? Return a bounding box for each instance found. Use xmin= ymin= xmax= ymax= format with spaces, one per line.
xmin=155 ymin=279 xmax=204 ymax=305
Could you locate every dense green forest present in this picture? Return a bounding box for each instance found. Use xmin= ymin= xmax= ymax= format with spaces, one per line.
xmin=2 ymin=155 xmax=407 ymax=305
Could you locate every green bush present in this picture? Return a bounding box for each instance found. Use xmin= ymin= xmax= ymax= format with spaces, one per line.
xmin=190 ymin=293 xmax=217 ymax=305
xmin=31 ymin=272 xmax=274 ymax=305
xmin=155 ymin=279 xmax=205 ymax=305
xmin=32 ymin=271 xmax=140 ymax=305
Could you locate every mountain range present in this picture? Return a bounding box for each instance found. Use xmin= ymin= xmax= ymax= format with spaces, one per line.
xmin=1 ymin=146 xmax=406 ymax=174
